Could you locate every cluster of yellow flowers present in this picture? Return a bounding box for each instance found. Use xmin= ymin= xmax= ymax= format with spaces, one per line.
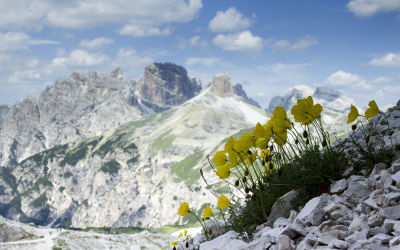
xmin=178 ymin=195 xmax=230 ymax=217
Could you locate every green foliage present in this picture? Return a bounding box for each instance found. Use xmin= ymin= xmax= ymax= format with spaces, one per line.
xmin=22 ymin=176 xmax=53 ymax=197
xmin=43 ymin=165 xmax=49 ymax=176
xmin=59 ymin=136 xmax=102 ymax=166
xmin=59 ymin=186 xmax=65 ymax=193
xmin=81 ymin=199 xmax=89 ymax=207
xmin=30 ymin=193 xmax=47 ymax=208
xmin=72 ymin=178 xmax=78 ymax=185
xmin=64 ymin=171 xmax=73 ymax=178
xmin=34 ymin=131 xmax=46 ymax=141
xmin=127 ymin=155 xmax=140 ymax=164
xmin=170 ymin=149 xmax=205 ymax=186
xmin=173 ymin=196 xmax=178 ymax=200
xmin=52 ymin=246 xmax=62 ymax=250
xmin=123 ymin=142 xmax=138 ymax=152
xmin=9 ymin=139 xmax=18 ymax=155
xmin=150 ymin=129 xmax=176 ymax=157
xmin=94 ymin=134 xmax=123 ymax=158
xmin=0 ymin=167 xmax=17 ymax=194
xmin=99 ymin=160 xmax=121 ymax=175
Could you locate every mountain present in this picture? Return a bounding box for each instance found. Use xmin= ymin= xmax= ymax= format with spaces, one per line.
xmin=266 ymin=85 xmax=356 ymax=113
xmin=0 ymin=63 xmax=202 ymax=168
xmin=233 ymin=83 xmax=261 ymax=108
xmin=0 ymin=71 xmax=270 ymax=229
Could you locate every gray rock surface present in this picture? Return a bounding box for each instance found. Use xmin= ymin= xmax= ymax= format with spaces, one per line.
xmin=233 ymin=83 xmax=261 ymax=108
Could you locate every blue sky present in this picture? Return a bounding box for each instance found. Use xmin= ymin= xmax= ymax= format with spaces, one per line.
xmin=0 ymin=0 xmax=400 ymax=110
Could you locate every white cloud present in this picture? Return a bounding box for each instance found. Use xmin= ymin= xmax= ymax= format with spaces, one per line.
xmin=250 ymin=92 xmax=265 ymax=97
xmin=240 ymin=80 xmax=251 ymax=85
xmin=265 ymin=80 xmax=294 ymax=86
xmin=367 ymin=53 xmax=400 ymax=68
xmin=54 ymin=49 xmax=110 ymax=67
xmin=376 ymin=86 xmax=400 ymax=97
xmin=0 ymin=31 xmax=30 ymax=51
xmin=324 ymin=70 xmax=370 ymax=89
xmin=79 ymin=37 xmax=114 ymax=50
xmin=370 ymin=76 xmax=395 ymax=84
xmin=113 ymin=47 xmax=154 ymax=69
xmin=265 ymin=36 xmax=318 ymax=52
xmin=209 ymin=7 xmax=255 ymax=33
xmin=176 ymin=37 xmax=187 ymax=50
xmin=212 ymin=31 xmax=263 ymax=54
xmin=185 ymin=57 xmax=221 ymax=66
xmin=347 ymin=0 xmax=400 ymax=17
xmin=189 ymin=36 xmax=208 ymax=47
xmin=0 ymin=0 xmax=202 ymax=37
xmin=27 ymin=39 xmax=61 ymax=45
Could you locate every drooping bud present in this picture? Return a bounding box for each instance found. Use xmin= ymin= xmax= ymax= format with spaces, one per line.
xmin=235 ymin=180 xmax=240 ymax=187
xmin=242 ymin=177 xmax=247 ymax=183
xmin=260 ymin=184 xmax=265 ymax=191
xmin=303 ymin=131 xmax=308 ymax=138
xmin=247 ymin=150 xmax=252 ymax=155
xmin=295 ymin=139 xmax=299 ymax=144
xmin=245 ymin=187 xmax=249 ymax=193
xmin=270 ymin=145 xmax=274 ymax=151
xmin=306 ymin=138 xmax=309 ymax=145
xmin=186 ymin=241 xmax=189 ymax=248
xmin=252 ymin=184 xmax=256 ymax=190
xmin=244 ymin=170 xmax=249 ymax=176
xmin=352 ymin=125 xmax=357 ymax=131
xmin=366 ymin=134 xmax=370 ymax=144
xmin=322 ymin=139 xmax=327 ymax=147
xmin=173 ymin=246 xmax=176 ymax=250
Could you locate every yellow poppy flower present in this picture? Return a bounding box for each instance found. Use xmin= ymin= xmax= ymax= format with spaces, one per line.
xmin=236 ymin=151 xmax=247 ymax=163
xmin=260 ymin=149 xmax=271 ymax=159
xmin=274 ymin=132 xmax=287 ymax=146
xmin=213 ymin=151 xmax=227 ymax=167
xmin=347 ymin=105 xmax=359 ymax=124
xmin=178 ymin=232 xmax=182 ymax=237
xmin=218 ymin=195 xmax=230 ymax=209
xmin=256 ymin=137 xmax=269 ymax=149
xmin=178 ymin=202 xmax=190 ymax=216
xmin=216 ymin=164 xmax=230 ymax=179
xmin=184 ymin=229 xmax=187 ymax=235
xmin=365 ymin=100 xmax=379 ymax=119
xmin=302 ymin=104 xmax=323 ymax=125
xmin=224 ymin=136 xmax=235 ymax=153
xmin=228 ymin=152 xmax=238 ymax=166
xmin=245 ymin=150 xmax=258 ymax=165
xmin=202 ymin=207 xmax=212 ymax=218
xmin=253 ymin=122 xmax=267 ymax=139
xmin=291 ymin=98 xmax=311 ymax=123
xmin=272 ymin=118 xmax=288 ymax=135
xmin=171 ymin=241 xmax=178 ymax=246
xmin=240 ymin=133 xmax=255 ymax=152
xmin=273 ymin=106 xmax=287 ymax=120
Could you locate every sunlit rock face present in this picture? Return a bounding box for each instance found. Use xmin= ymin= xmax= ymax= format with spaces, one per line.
xmin=136 ymin=62 xmax=202 ymax=109
xmin=233 ymin=83 xmax=261 ymax=108
xmin=209 ymin=72 xmax=235 ymax=98
xmin=266 ymin=85 xmax=355 ymax=113
xmin=0 ymin=63 xmax=203 ymax=168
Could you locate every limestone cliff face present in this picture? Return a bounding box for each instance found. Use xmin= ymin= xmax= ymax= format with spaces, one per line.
xmin=136 ymin=62 xmax=202 ymax=109
xmin=208 ymin=72 xmax=234 ymax=98
xmin=233 ymin=83 xmax=261 ymax=108
xmin=0 ymin=64 xmax=202 ymax=168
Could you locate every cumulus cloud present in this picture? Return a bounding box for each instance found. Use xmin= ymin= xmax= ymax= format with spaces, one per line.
xmin=208 ymin=7 xmax=255 ymax=33
xmin=240 ymin=80 xmax=251 ymax=85
xmin=212 ymin=31 xmax=263 ymax=54
xmin=367 ymin=53 xmax=400 ymax=68
xmin=0 ymin=0 xmax=202 ymax=36
xmin=176 ymin=37 xmax=187 ymax=50
xmin=185 ymin=57 xmax=221 ymax=66
xmin=324 ymin=70 xmax=370 ymax=89
xmin=113 ymin=47 xmax=154 ymax=70
xmin=265 ymin=80 xmax=295 ymax=86
xmin=189 ymin=36 xmax=208 ymax=47
xmin=376 ymin=86 xmax=400 ymax=97
xmin=27 ymin=40 xmax=61 ymax=45
xmin=0 ymin=31 xmax=30 ymax=51
xmin=370 ymin=76 xmax=396 ymax=84
xmin=79 ymin=37 xmax=114 ymax=50
xmin=265 ymin=36 xmax=318 ymax=52
xmin=347 ymin=0 xmax=400 ymax=17
xmin=54 ymin=49 xmax=110 ymax=67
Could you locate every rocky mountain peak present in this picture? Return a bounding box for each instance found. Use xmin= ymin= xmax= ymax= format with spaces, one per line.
xmin=233 ymin=83 xmax=261 ymax=108
xmin=266 ymin=85 xmax=355 ymax=113
xmin=70 ymin=70 xmax=88 ymax=84
xmin=137 ymin=62 xmax=202 ymax=108
xmin=110 ymin=66 xmax=123 ymax=79
xmin=209 ymin=72 xmax=234 ymax=98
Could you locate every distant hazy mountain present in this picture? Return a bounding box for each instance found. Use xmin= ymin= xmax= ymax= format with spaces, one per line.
xmin=0 ymin=63 xmax=202 ymax=168
xmin=266 ymin=85 xmax=356 ymax=113
xmin=233 ymin=83 xmax=261 ymax=108
xmin=0 ymin=71 xmax=270 ymax=228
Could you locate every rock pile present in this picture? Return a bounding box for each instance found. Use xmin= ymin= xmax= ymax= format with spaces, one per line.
xmin=179 ymin=102 xmax=400 ymax=250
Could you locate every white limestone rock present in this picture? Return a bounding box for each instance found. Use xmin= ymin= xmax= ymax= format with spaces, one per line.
xmin=330 ymin=179 xmax=348 ymax=194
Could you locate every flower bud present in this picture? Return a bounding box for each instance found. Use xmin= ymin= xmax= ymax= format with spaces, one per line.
xmin=262 ymin=160 xmax=265 ymax=166
xmin=270 ymin=145 xmax=274 ymax=151
xmin=352 ymin=124 xmax=357 ymax=131
xmin=366 ymin=134 xmax=370 ymax=144
xmin=242 ymin=177 xmax=247 ymax=183
xmin=278 ymin=169 xmax=282 ymax=176
xmin=306 ymin=138 xmax=309 ymax=145
xmin=260 ymin=184 xmax=265 ymax=191
xmin=235 ymin=180 xmax=240 ymax=187
xmin=252 ymin=184 xmax=256 ymax=190
xmin=244 ymin=170 xmax=249 ymax=176
xmin=303 ymin=130 xmax=308 ymax=138
xmin=186 ymin=241 xmax=189 ymax=248
xmin=173 ymin=247 xmax=176 ymax=250
xmin=295 ymin=139 xmax=299 ymax=144
xmin=245 ymin=187 xmax=249 ymax=193
xmin=322 ymin=139 xmax=327 ymax=147
xmin=247 ymin=150 xmax=252 ymax=155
